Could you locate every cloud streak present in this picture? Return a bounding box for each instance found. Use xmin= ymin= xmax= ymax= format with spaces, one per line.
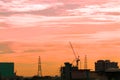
xmin=0 ymin=0 xmax=119 ymax=28
xmin=0 ymin=42 xmax=14 ymax=54
xmin=23 ymin=49 xmax=44 ymax=53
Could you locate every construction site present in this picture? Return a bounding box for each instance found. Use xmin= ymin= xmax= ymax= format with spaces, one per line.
xmin=0 ymin=42 xmax=120 ymax=80
xmin=60 ymin=42 xmax=120 ymax=80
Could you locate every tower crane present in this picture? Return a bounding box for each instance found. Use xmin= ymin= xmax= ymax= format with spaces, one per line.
xmin=69 ymin=42 xmax=80 ymax=68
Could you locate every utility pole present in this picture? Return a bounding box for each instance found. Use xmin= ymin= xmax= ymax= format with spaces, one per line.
xmin=38 ymin=56 xmax=42 ymax=77
xmin=84 ymin=55 xmax=87 ymax=69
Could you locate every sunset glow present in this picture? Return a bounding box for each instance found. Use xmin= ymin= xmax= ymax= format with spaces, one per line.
xmin=0 ymin=0 xmax=120 ymax=77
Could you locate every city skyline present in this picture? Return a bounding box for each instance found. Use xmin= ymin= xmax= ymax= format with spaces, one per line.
xmin=0 ymin=0 xmax=120 ymax=76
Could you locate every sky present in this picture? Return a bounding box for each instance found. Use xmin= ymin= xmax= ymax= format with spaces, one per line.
xmin=0 ymin=0 xmax=120 ymax=77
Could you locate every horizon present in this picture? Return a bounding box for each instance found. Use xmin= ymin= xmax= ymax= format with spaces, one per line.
xmin=0 ymin=0 xmax=120 ymax=77
xmin=0 ymin=58 xmax=119 ymax=77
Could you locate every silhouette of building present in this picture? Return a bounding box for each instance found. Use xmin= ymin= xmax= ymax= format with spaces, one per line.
xmin=95 ymin=60 xmax=119 ymax=72
xmin=60 ymin=60 xmax=120 ymax=80
xmin=60 ymin=62 xmax=72 ymax=80
xmin=0 ymin=62 xmax=15 ymax=78
xmin=60 ymin=62 xmax=90 ymax=80
xmin=105 ymin=68 xmax=120 ymax=80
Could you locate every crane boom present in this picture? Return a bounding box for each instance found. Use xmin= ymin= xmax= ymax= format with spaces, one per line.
xmin=69 ymin=42 xmax=77 ymax=59
xmin=69 ymin=42 xmax=80 ymax=68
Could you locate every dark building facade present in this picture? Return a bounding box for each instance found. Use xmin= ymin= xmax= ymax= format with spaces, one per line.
xmin=0 ymin=62 xmax=14 ymax=77
xmin=60 ymin=62 xmax=72 ymax=80
xmin=61 ymin=62 xmax=90 ymax=80
xmin=95 ymin=60 xmax=119 ymax=72
xmin=61 ymin=60 xmax=120 ymax=80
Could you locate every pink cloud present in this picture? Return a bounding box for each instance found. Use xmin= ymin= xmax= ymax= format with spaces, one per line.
xmin=0 ymin=0 xmax=120 ymax=28
xmin=87 ymin=29 xmax=120 ymax=41
xmin=0 ymin=0 xmax=63 ymax=12
xmin=67 ymin=1 xmax=120 ymax=23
